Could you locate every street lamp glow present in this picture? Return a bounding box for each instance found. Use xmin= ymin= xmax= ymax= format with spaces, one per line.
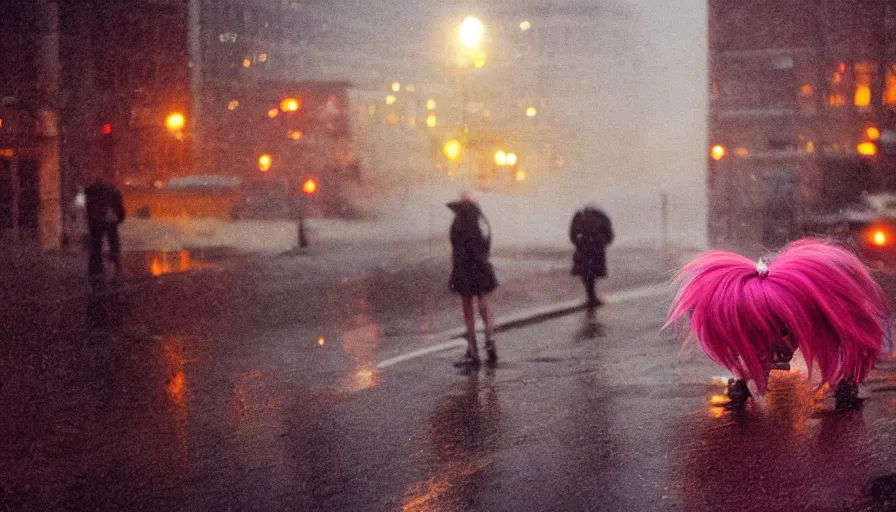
xmin=258 ymin=154 xmax=273 ymax=172
xmin=165 ymin=112 xmax=186 ymax=132
xmin=520 ymin=20 xmax=532 ymax=31
xmin=857 ymin=142 xmax=878 ymax=156
xmin=710 ymin=145 xmax=726 ymax=161
xmin=280 ymin=97 xmax=300 ymax=112
xmin=494 ymin=150 xmax=507 ymax=166
xmin=443 ymin=139 xmax=462 ymax=162
xmin=867 ymin=127 xmax=881 ymax=140
xmin=526 ymin=106 xmax=537 ymax=117
xmin=391 ymin=82 xmax=401 ymax=92
xmin=302 ymin=178 xmax=318 ymax=195
xmin=459 ymin=16 xmax=485 ymax=49
xmin=506 ymin=152 xmax=518 ymax=166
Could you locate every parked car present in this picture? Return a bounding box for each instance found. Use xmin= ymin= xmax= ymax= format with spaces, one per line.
xmin=801 ymin=193 xmax=896 ymax=265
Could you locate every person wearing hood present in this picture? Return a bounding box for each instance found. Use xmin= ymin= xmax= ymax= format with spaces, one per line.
xmin=570 ymin=205 xmax=613 ymax=310
xmin=447 ymin=195 xmax=498 ymax=366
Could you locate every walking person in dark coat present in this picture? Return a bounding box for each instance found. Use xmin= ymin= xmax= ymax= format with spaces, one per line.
xmin=570 ymin=205 xmax=614 ymax=310
xmin=447 ymin=195 xmax=498 ymax=367
xmin=84 ymin=177 xmax=126 ymax=279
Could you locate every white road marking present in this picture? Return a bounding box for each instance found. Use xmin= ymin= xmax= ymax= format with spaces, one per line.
xmin=375 ymin=282 xmax=671 ymax=369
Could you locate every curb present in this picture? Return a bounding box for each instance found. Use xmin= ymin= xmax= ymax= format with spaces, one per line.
xmin=376 ymin=282 xmax=671 ymax=369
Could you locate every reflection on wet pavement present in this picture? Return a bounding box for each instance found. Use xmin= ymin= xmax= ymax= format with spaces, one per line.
xmin=675 ymin=369 xmax=876 ymax=511
xmin=403 ymin=371 xmax=501 ymax=512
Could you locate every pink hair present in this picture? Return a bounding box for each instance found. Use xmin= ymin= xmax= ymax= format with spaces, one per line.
xmin=666 ymin=239 xmax=890 ymax=394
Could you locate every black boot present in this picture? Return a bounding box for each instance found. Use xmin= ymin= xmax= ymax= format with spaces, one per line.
xmin=726 ymin=378 xmax=751 ymax=408
xmin=835 ymin=379 xmax=862 ymax=411
xmin=485 ymin=337 xmax=498 ymax=366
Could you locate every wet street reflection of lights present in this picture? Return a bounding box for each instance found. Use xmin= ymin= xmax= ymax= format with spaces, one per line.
xmin=149 ymin=249 xmax=195 ymax=277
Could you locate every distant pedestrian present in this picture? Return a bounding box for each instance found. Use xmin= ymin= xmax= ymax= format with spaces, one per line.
xmin=570 ymin=205 xmax=614 ymax=310
xmin=84 ymin=177 xmax=125 ymax=279
xmin=447 ymin=195 xmax=498 ymax=367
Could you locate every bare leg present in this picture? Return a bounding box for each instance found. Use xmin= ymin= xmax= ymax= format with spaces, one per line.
xmin=478 ymin=294 xmax=497 ymax=363
xmin=461 ymin=296 xmax=478 ymax=357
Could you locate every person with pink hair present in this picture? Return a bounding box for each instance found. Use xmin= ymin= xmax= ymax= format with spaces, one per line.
xmin=666 ymin=238 xmax=891 ymax=410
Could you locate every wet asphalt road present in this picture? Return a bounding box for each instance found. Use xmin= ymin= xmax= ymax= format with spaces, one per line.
xmin=3 ymin=242 xmax=896 ymax=511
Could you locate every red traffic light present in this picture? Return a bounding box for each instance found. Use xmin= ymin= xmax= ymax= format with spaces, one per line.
xmin=102 ymin=123 xmax=112 ymax=135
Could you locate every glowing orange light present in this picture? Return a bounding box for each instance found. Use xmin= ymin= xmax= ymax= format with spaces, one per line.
xmin=318 ymin=337 xmax=325 ymax=346
xmin=873 ymin=230 xmax=888 ymax=246
xmin=258 ymin=154 xmax=273 ymax=172
xmin=280 ymin=97 xmax=300 ymax=112
xmin=302 ymin=178 xmax=318 ymax=194
xmin=243 ymin=58 xmax=251 ymax=68
xmin=709 ymin=395 xmax=728 ymax=405
xmin=867 ymin=127 xmax=881 ymax=141
xmin=443 ymin=139 xmax=461 ymax=162
xmin=711 ymin=145 xmax=725 ymax=160
xmin=515 ymin=169 xmax=527 ymax=182
xmin=267 ymin=108 xmax=279 ymax=119
xmin=288 ymin=130 xmax=303 ymax=141
xmin=857 ymin=142 xmax=878 ymax=156
xmin=165 ymin=112 xmax=186 ymax=132
xmin=799 ymin=84 xmax=813 ymax=96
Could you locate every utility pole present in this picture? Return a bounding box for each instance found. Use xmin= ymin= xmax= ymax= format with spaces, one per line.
xmin=35 ymin=0 xmax=62 ymax=250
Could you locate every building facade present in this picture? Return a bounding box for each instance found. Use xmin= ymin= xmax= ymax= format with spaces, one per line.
xmin=709 ymin=0 xmax=896 ymax=250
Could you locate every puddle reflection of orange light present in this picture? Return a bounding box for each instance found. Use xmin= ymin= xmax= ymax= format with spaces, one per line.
xmin=167 ymin=371 xmax=186 ymax=405
xmin=709 ymin=394 xmax=728 ymax=405
xmin=356 ymin=368 xmax=376 ymax=389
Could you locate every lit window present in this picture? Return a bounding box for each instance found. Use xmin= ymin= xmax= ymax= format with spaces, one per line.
xmin=886 ymin=64 xmax=896 ymax=106
xmin=227 ymin=100 xmax=239 ymax=111
xmin=828 ymin=62 xmax=848 ymax=107
xmin=426 ymin=114 xmax=437 ymax=128
xmin=391 ymin=82 xmax=401 ymax=92
xmin=258 ymin=53 xmax=268 ymax=63
xmin=854 ymin=62 xmax=873 ymax=107
xmin=385 ymin=95 xmax=397 ymax=105
xmin=426 ymin=99 xmax=436 ymax=110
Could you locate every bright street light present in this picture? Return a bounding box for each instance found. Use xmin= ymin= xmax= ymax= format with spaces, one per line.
xmin=165 ymin=112 xmax=186 ymax=132
xmin=258 ymin=154 xmax=273 ymax=172
xmin=443 ymin=139 xmax=462 ymax=162
xmin=494 ymin=150 xmax=507 ymax=166
xmin=459 ymin=16 xmax=484 ymax=49
xmin=506 ymin=152 xmax=518 ymax=166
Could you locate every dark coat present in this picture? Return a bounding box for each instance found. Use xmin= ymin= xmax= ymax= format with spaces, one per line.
xmin=85 ymin=180 xmax=125 ymax=228
xmin=448 ymin=199 xmax=498 ymax=296
xmin=570 ymin=207 xmax=613 ymax=278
